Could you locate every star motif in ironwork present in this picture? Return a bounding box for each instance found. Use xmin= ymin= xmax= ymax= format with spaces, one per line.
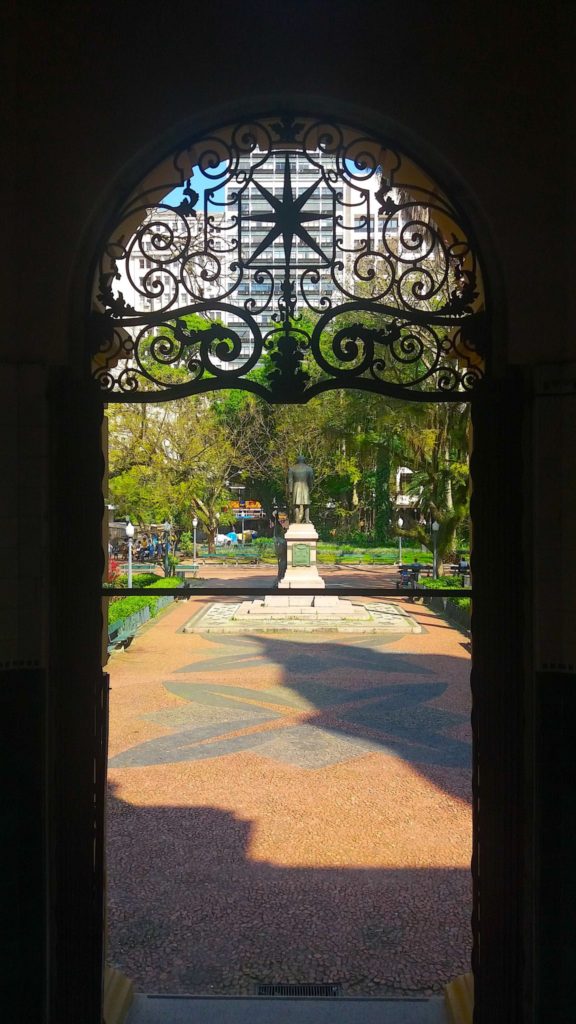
xmin=243 ymin=155 xmax=332 ymax=267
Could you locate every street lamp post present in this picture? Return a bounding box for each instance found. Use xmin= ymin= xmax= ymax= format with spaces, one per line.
xmin=192 ymin=516 xmax=198 ymax=562
xmin=432 ymin=520 xmax=440 ymax=579
xmin=229 ymin=482 xmax=246 ymax=544
xmin=163 ymin=519 xmax=171 ymax=577
xmin=125 ymin=520 xmax=134 ymax=589
xmin=397 ymin=516 xmax=404 ymax=566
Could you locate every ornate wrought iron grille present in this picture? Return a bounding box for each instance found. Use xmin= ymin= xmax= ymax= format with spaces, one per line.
xmin=90 ymin=116 xmax=486 ymax=403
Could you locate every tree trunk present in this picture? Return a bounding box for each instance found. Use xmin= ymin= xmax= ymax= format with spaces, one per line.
xmin=374 ymin=444 xmax=392 ymax=544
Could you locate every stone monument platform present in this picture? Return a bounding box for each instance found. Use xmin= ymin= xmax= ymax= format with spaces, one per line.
xmin=236 ymin=594 xmax=369 ymax=620
xmin=182 ymin=598 xmax=422 ymax=635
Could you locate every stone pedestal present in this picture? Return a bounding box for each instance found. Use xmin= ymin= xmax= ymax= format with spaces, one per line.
xmin=278 ymin=521 xmax=325 ymax=590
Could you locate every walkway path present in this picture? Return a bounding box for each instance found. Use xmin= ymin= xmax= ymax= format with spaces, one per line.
xmin=177 ymin=561 xmax=406 ymax=589
xmin=106 ymin=574 xmax=471 ymax=998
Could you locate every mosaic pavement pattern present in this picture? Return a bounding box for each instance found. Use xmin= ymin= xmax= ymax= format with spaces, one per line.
xmin=110 ymin=677 xmax=469 ymax=771
xmin=109 ymin=631 xmax=469 ymax=772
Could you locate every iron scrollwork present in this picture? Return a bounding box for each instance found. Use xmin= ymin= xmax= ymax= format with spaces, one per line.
xmin=91 ymin=115 xmax=486 ymax=403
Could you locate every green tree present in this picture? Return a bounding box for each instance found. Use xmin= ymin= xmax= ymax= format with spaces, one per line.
xmin=107 ymin=390 xmax=270 ymax=551
xmin=394 ymin=401 xmax=471 ymax=566
xmin=107 ymin=382 xmax=470 ymax=560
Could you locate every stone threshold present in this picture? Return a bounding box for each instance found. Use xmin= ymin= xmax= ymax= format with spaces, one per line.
xmin=127 ymin=993 xmax=447 ymax=1024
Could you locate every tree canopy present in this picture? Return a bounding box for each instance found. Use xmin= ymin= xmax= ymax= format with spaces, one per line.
xmin=106 ymin=380 xmax=470 ymax=559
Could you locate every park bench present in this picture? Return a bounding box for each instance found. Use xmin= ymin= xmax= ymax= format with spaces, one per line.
xmin=231 ymin=551 xmax=261 ymax=565
xmin=199 ymin=551 xmax=261 ymax=566
xmin=335 ymin=552 xmax=361 ymax=563
xmin=447 ymin=564 xmax=471 ymax=586
xmin=107 ymin=620 xmax=132 ymax=652
xmin=175 ymin=563 xmax=199 ymax=577
xmin=117 ymin=562 xmax=159 ymax=574
xmin=107 ymin=605 xmax=152 ymax=653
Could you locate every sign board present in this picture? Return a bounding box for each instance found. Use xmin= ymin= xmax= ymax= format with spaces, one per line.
xmin=229 ymin=500 xmax=262 ymax=510
xmin=228 ymin=500 xmax=266 ymax=519
xmin=292 ymin=543 xmax=311 ymax=567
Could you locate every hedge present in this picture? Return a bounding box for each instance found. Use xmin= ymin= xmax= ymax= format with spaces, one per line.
xmin=253 ymin=539 xmax=434 ymax=565
xmin=418 ymin=576 xmax=466 ymax=591
xmin=116 ymin=571 xmax=159 ymax=587
xmin=108 ymin=577 xmax=181 ymax=625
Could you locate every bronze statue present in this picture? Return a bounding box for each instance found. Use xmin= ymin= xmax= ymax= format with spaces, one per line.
xmin=288 ymin=455 xmax=313 ymax=523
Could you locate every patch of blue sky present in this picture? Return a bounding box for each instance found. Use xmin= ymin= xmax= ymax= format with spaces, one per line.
xmin=161 ymin=154 xmax=377 ymax=210
xmin=162 ymin=160 xmax=227 ymax=211
xmin=344 ymin=157 xmax=378 ymax=177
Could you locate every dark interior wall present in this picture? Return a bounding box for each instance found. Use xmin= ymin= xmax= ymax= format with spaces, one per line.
xmin=3 ymin=4 xmax=575 ymax=1023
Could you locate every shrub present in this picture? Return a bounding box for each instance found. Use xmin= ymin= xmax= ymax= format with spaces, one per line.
xmin=254 ymin=537 xmax=281 ymax=563
xmin=316 ymin=549 xmax=336 ymax=564
xmin=148 ymin=577 xmax=181 ymax=590
xmin=107 ymin=577 xmax=182 ymax=625
xmin=418 ymin=576 xmax=464 ymax=590
xmin=254 ymin=537 xmax=275 ymax=551
xmin=116 ymin=572 xmax=159 ymax=588
xmin=108 ymin=595 xmax=155 ymax=625
xmin=179 ymin=531 xmax=195 ymax=555
xmin=418 ymin=575 xmax=471 ymax=620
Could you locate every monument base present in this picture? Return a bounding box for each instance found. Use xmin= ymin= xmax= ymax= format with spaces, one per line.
xmin=182 ymin=598 xmax=423 ymax=634
xmin=236 ymin=595 xmax=369 ymax=619
xmin=278 ymin=521 xmax=325 ymax=590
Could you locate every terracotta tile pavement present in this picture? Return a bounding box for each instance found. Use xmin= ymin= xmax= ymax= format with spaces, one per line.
xmin=106 ymin=577 xmax=472 ymax=997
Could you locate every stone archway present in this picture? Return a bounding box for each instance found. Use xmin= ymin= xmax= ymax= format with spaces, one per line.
xmin=50 ymin=102 xmax=524 ymax=1024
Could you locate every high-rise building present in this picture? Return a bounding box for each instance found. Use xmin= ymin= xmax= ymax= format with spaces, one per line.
xmin=113 ymin=146 xmax=407 ymax=371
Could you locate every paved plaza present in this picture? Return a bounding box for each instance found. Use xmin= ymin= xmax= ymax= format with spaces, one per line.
xmin=107 ymin=566 xmax=472 ymax=998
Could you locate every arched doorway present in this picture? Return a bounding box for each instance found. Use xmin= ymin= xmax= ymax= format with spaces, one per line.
xmin=51 ymin=104 xmax=525 ymax=1024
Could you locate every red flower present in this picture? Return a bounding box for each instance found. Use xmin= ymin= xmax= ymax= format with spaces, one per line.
xmin=107 ymin=559 xmax=120 ymax=583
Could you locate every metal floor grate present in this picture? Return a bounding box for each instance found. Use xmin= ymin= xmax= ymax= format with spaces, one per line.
xmin=257 ymin=983 xmax=342 ymax=997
